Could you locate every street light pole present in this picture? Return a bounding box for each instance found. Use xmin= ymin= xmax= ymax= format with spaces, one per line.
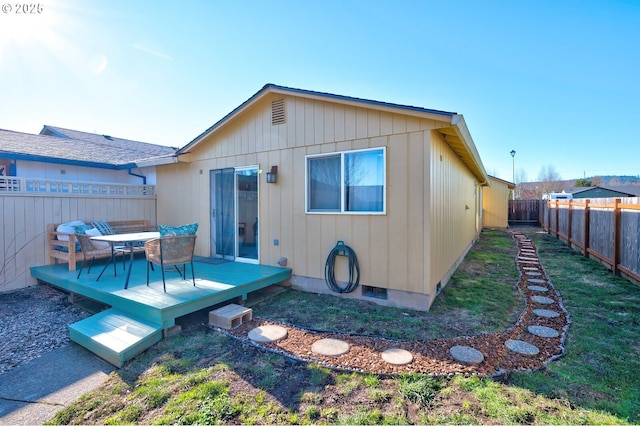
xmin=510 ymin=150 xmax=516 ymax=199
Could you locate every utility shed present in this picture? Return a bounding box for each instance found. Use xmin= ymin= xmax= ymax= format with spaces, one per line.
xmin=482 ymin=175 xmax=515 ymax=228
xmin=159 ymin=84 xmax=489 ymax=311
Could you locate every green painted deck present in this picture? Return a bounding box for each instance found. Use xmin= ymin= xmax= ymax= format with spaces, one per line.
xmin=30 ymin=257 xmax=291 ymax=366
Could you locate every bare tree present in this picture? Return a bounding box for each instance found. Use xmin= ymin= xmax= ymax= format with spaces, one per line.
xmin=514 ymin=168 xmax=528 ymax=199
xmin=515 ymin=168 xmax=528 ymax=185
xmin=536 ymin=164 xmax=562 ymax=198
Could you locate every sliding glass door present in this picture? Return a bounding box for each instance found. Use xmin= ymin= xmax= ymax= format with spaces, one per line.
xmin=210 ymin=167 xmax=259 ymax=263
xmin=210 ymin=168 xmax=235 ymax=260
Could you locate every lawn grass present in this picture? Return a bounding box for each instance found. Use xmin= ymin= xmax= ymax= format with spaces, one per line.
xmin=46 ymin=227 xmax=639 ymax=424
xmin=254 ymin=229 xmax=522 ymax=339
xmin=506 ymin=229 xmax=640 ymax=422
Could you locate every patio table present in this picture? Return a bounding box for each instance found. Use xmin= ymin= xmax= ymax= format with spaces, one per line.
xmin=91 ymin=231 xmax=160 ymax=289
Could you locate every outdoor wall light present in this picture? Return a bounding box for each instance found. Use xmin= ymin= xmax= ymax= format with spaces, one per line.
xmin=266 ymin=166 xmax=278 ymax=183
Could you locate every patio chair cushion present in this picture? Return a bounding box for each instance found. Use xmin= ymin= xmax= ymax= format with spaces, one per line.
xmin=74 ymin=224 xmax=93 ymax=234
xmin=159 ymin=222 xmax=198 ymax=237
xmin=83 ymin=227 xmax=111 ymax=249
xmin=53 ymin=243 xmax=82 ymax=253
xmin=92 ymin=221 xmax=116 ymax=236
xmin=56 ymin=220 xmax=86 ymax=241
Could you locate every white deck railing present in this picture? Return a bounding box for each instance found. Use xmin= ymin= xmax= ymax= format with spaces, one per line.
xmin=0 ymin=177 xmax=156 ymax=197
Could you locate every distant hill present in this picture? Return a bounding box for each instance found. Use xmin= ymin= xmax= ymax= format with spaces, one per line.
xmin=589 ymin=175 xmax=640 ymax=186
xmin=519 ymin=175 xmax=640 ymax=199
xmin=524 ymin=175 xmax=640 ymax=188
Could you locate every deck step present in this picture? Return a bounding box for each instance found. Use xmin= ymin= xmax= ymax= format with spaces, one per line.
xmin=69 ymin=309 xmax=163 ymax=367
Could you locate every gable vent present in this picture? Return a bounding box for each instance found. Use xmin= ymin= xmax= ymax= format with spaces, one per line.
xmin=271 ymin=99 xmax=286 ymax=125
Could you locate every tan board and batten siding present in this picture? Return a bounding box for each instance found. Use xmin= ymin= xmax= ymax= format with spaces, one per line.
xmin=157 ymin=86 xmax=489 ymax=310
xmin=483 ymin=176 xmax=515 ymax=228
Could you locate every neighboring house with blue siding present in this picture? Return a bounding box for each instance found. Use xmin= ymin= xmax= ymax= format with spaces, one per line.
xmin=0 ymin=125 xmax=177 ymax=185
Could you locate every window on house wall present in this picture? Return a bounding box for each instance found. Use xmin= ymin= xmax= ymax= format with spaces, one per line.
xmin=306 ymin=147 xmax=386 ymax=214
xmin=0 ymin=160 xmax=10 ymax=176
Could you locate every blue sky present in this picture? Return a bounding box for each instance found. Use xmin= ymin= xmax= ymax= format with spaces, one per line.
xmin=1 ymin=0 xmax=638 ymax=183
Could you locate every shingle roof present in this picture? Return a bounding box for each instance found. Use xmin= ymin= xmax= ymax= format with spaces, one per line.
xmin=0 ymin=126 xmax=177 ymax=168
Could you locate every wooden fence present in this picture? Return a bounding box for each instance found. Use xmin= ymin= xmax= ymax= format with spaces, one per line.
xmin=1 ymin=178 xmax=157 ymax=291
xmin=541 ymin=197 xmax=640 ymax=284
xmin=509 ymin=200 xmax=543 ymax=225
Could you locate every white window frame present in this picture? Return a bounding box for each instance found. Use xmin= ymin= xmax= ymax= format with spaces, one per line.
xmin=305 ymin=147 xmax=386 ymax=215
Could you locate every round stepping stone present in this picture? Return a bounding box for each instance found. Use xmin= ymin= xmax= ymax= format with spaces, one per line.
xmin=533 ymin=309 xmax=560 ymax=318
xmin=449 ymin=345 xmax=484 ymax=364
xmin=531 ymin=295 xmax=554 ymax=305
xmin=526 ymin=271 xmax=542 ymax=276
xmin=311 ymin=338 xmax=350 ymax=356
xmin=248 ymin=325 xmax=288 ymax=343
xmin=528 ymin=278 xmax=546 ymax=284
xmin=527 ymin=325 xmax=560 ymax=338
xmin=381 ymin=348 xmax=413 ymax=365
xmin=505 ymin=339 xmax=539 ymax=355
xmin=527 ymin=285 xmax=548 ymax=292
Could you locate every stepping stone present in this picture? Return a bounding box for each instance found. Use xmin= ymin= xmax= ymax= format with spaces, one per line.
xmin=527 ymin=325 xmax=560 ymax=338
xmin=528 ymin=278 xmax=546 ymax=284
xmin=518 ymin=256 xmax=537 ymax=260
xmin=518 ymin=260 xmax=539 ymax=264
xmin=381 ymin=348 xmax=413 ymax=365
xmin=533 ymin=309 xmax=560 ymax=318
xmin=248 ymin=325 xmax=288 ymax=343
xmin=449 ymin=345 xmax=484 ymax=364
xmin=526 ymin=271 xmax=542 ymax=276
xmin=505 ymin=339 xmax=540 ymax=355
xmin=531 ymin=295 xmax=554 ymax=305
xmin=522 ymin=267 xmax=538 ymax=271
xmin=311 ymin=338 xmax=350 ymax=356
xmin=527 ymin=285 xmax=548 ymax=292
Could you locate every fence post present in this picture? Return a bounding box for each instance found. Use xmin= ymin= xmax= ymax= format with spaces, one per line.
xmin=583 ymin=199 xmax=590 ymax=257
xmin=556 ymin=200 xmax=560 ymax=239
xmin=613 ymin=198 xmax=621 ymax=276
xmin=567 ymin=200 xmax=573 ymax=247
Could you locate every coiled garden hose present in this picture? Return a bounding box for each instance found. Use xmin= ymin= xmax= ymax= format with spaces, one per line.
xmin=324 ymin=241 xmax=360 ymax=293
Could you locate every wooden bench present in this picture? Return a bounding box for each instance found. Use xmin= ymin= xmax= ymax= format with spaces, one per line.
xmin=47 ymin=220 xmax=151 ymax=271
